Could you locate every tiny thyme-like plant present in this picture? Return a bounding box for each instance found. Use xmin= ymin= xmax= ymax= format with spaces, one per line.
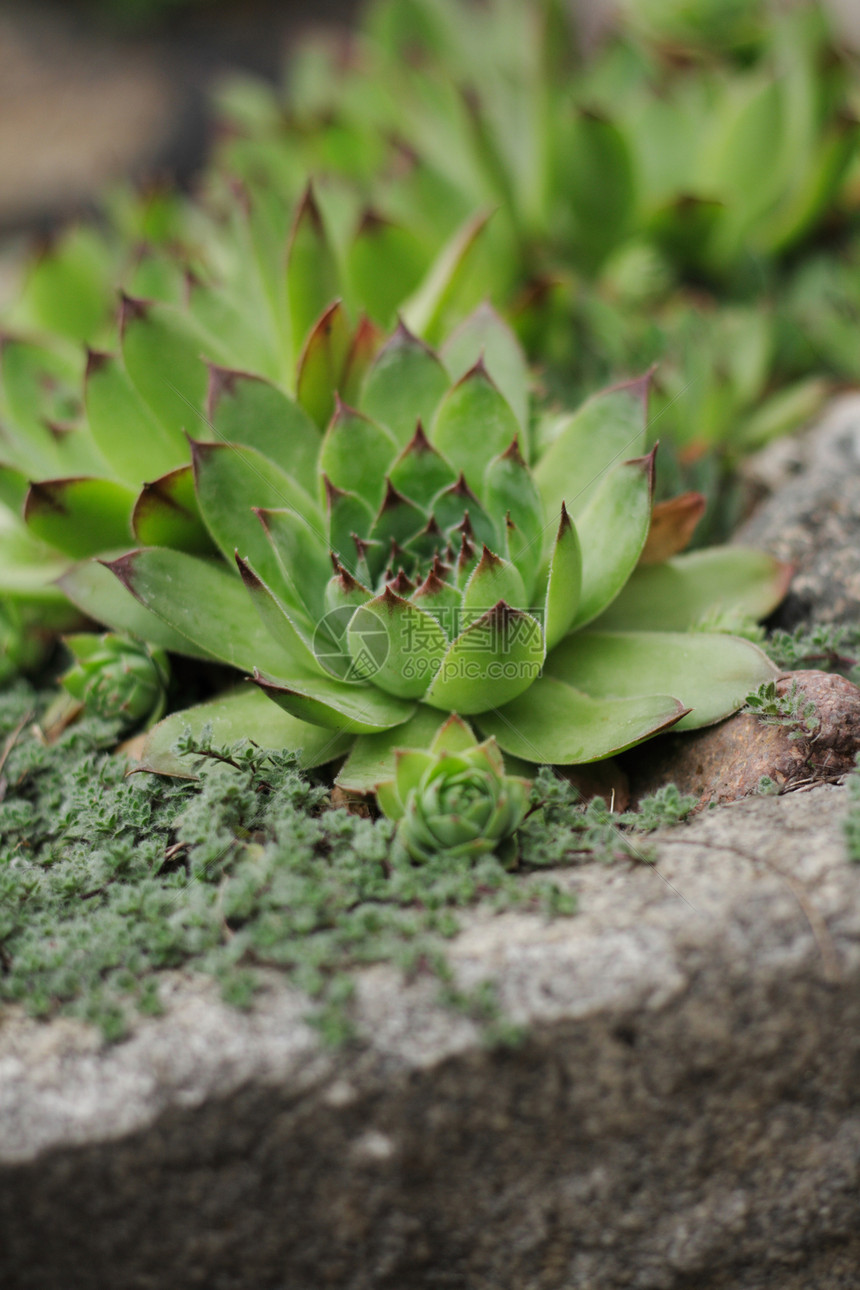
xmin=763 ymin=623 xmax=860 ymax=679
xmin=0 ymin=688 xmax=697 ymax=1043
xmin=745 ymin=679 xmax=819 ymax=740
xmin=0 ymin=688 xmax=556 ymax=1041
xmin=519 ymin=770 xmax=697 ymax=870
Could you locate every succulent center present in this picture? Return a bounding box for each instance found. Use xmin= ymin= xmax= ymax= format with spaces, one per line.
xmin=430 ymin=769 xmax=494 ymax=820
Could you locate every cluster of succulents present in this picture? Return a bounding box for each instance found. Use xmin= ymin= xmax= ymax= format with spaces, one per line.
xmin=219 ymin=0 xmax=856 ymax=291
xmin=209 ymin=0 xmax=860 ymax=515
xmin=1 ymin=0 xmax=856 ymax=863
xmin=2 ymin=223 xmax=786 ymax=789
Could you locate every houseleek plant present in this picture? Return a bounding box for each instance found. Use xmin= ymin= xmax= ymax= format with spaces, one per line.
xmin=23 ymin=292 xmax=785 ymax=798
xmin=380 ymin=715 xmax=531 ymax=867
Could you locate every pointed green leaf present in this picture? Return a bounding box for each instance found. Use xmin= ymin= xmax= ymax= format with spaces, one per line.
xmin=138 ymin=683 xmax=351 ymax=778
xmin=0 ymin=340 xmax=89 ymax=476
xmin=319 ymin=398 xmax=397 ymax=512
xmin=345 ymin=212 xmax=426 ymax=328
xmin=85 ymin=349 xmax=187 ymax=485
xmin=207 ymin=364 xmax=321 ymax=496
xmin=594 ymin=547 xmax=792 ymax=632
xmin=187 ymin=278 xmax=281 ymax=382
xmin=534 ymin=372 xmax=650 ymax=524
xmin=257 ymin=506 xmax=332 ymax=623
xmin=120 ymin=296 xmax=210 ymax=439
xmin=394 ymin=749 xmax=436 ymax=803
xmin=483 ymin=438 xmax=543 ymax=592
xmin=547 ymin=630 xmax=779 ymax=731
xmin=348 ymin=587 xmax=449 ymax=700
xmin=286 ymin=185 xmax=340 ymax=363
xmin=403 ymin=516 xmax=447 ymax=564
xmin=572 ymin=449 xmax=655 ymax=629
xmin=124 ymin=246 xmax=185 ymax=306
xmin=235 ymin=555 xmax=321 ymax=672
xmin=431 ymin=360 xmax=519 ymax=490
xmin=339 ymin=315 xmax=384 ymax=407
xmin=454 ymin=533 xmax=480 ymax=590
xmin=335 ymin=705 xmax=445 ymax=794
xmin=324 ymin=562 xmax=372 ymax=618
xmin=559 ymin=110 xmax=635 ymax=271
xmin=544 ymin=503 xmax=582 ymax=649
xmin=368 ymin=481 xmax=426 ymax=556
xmin=702 ymin=77 xmax=785 ymax=250
xmin=411 ymin=564 xmax=462 ymax=632
xmin=191 ymin=440 xmax=321 ymax=594
xmin=401 ymin=209 xmax=491 ymax=340
xmin=325 ymin=480 xmax=375 ymax=573
xmin=763 ymin=123 xmax=857 ymax=258
xmin=462 ymin=546 xmax=527 ymax=618
xmin=21 ymin=227 xmax=112 ymax=345
xmin=424 ymin=602 xmax=545 ymax=714
xmin=132 ymin=465 xmax=214 ymax=555
xmin=441 ymin=302 xmax=530 ymax=433
xmin=360 ymin=322 xmax=450 ymax=447
xmin=296 ymin=300 xmax=351 ymax=430
xmin=105 ymin=548 xmax=296 ymax=674
xmin=388 ymin=422 xmax=457 ymax=509
xmin=429 ymin=713 xmax=479 ymax=755
xmin=432 ymin=475 xmax=498 ymax=551
xmin=477 ymin=675 xmax=685 ymax=765
xmin=375 ymin=780 xmax=401 ymax=818
xmin=58 ymin=558 xmax=214 ymax=658
xmin=24 ymin=478 xmax=135 ymax=558
xmin=255 ymin=668 xmax=415 ymax=733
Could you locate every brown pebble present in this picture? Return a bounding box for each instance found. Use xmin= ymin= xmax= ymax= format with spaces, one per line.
xmin=624 ymin=669 xmax=860 ymax=807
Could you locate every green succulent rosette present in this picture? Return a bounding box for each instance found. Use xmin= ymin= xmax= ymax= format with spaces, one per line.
xmin=60 ymin=632 xmax=169 ymax=730
xmin=0 ymin=177 xmax=786 ymax=792
xmin=26 ymin=298 xmax=784 ymax=792
xmin=379 ymin=715 xmax=530 ymax=866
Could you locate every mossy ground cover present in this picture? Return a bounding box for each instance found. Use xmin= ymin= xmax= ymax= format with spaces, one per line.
xmin=0 ymin=679 xmax=698 ymax=1043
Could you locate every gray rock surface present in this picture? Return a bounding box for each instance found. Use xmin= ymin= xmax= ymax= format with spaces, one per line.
xmin=736 ymin=394 xmax=860 ymax=629
xmin=3 ymin=783 xmax=860 ymax=1289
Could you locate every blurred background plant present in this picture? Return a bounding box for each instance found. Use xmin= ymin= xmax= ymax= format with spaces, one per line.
xmin=207 ymin=0 xmax=860 ymax=536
